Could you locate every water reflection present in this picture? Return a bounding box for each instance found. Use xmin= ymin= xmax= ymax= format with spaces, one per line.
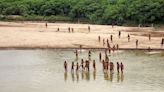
xmin=117 ymin=72 xmax=124 ymax=82
xmin=64 ymin=71 xmax=124 ymax=82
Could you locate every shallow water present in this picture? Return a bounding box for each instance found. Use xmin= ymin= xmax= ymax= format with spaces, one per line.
xmin=0 ymin=49 xmax=164 ymax=92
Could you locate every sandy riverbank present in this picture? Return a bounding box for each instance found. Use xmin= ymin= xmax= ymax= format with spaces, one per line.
xmin=0 ymin=21 xmax=163 ymax=50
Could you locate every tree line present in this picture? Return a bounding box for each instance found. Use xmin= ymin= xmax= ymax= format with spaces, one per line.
xmin=0 ymin=0 xmax=163 ymax=25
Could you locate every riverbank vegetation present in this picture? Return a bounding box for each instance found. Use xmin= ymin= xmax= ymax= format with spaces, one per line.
xmin=0 ymin=0 xmax=163 ymax=26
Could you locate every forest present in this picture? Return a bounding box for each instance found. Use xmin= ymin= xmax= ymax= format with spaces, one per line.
xmin=0 ymin=0 xmax=163 ymax=25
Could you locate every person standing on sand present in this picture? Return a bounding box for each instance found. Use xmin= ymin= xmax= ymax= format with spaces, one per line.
xmin=149 ymin=34 xmax=151 ymax=41
xmin=88 ymin=26 xmax=90 ymax=32
xmin=45 ymin=22 xmax=48 ymax=28
xmin=57 ymin=28 xmax=60 ymax=32
xmin=128 ymin=34 xmax=130 ymax=42
xmin=103 ymin=39 xmax=105 ymax=46
xmin=161 ymin=38 xmax=164 ymax=47
xmin=136 ymin=40 xmax=138 ymax=48
xmin=120 ymin=62 xmax=124 ymax=73
xmin=98 ymin=36 xmax=101 ymax=42
xmin=110 ymin=35 xmax=113 ymax=43
xmin=116 ymin=44 xmax=119 ymax=50
xmin=118 ymin=31 xmax=121 ymax=38
xmin=64 ymin=61 xmax=67 ymax=72
xmin=68 ymin=27 xmax=70 ymax=33
xmin=71 ymin=28 xmax=74 ymax=33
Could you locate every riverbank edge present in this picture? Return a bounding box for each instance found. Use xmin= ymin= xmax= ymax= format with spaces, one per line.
xmin=0 ymin=47 xmax=163 ymax=51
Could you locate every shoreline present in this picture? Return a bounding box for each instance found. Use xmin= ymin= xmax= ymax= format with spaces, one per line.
xmin=0 ymin=47 xmax=163 ymax=51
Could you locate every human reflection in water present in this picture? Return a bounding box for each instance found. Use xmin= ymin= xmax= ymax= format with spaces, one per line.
xmin=104 ymin=72 xmax=109 ymax=81
xmin=71 ymin=72 xmax=75 ymax=82
xmin=121 ymin=72 xmax=124 ymax=82
xmin=110 ymin=72 xmax=113 ymax=82
xmin=64 ymin=72 xmax=67 ymax=82
xmin=117 ymin=73 xmax=120 ymax=82
xmin=81 ymin=70 xmax=85 ymax=80
xmin=93 ymin=70 xmax=96 ymax=80
xmin=85 ymin=71 xmax=90 ymax=81
xmin=117 ymin=72 xmax=124 ymax=82
xmin=76 ymin=71 xmax=79 ymax=82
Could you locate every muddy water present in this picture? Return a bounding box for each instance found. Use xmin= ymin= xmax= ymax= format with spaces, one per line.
xmin=0 ymin=49 xmax=164 ymax=92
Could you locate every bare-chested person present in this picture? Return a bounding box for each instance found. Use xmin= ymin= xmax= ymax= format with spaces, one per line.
xmin=161 ymin=38 xmax=164 ymax=47
xmin=45 ymin=22 xmax=48 ymax=28
xmin=93 ymin=60 xmax=96 ymax=70
xmin=116 ymin=44 xmax=119 ymax=50
xmin=120 ymin=62 xmax=124 ymax=73
xmin=103 ymin=39 xmax=105 ymax=46
xmin=98 ymin=36 xmax=101 ymax=42
xmin=112 ymin=45 xmax=116 ymax=52
xmin=85 ymin=60 xmax=90 ymax=72
xmin=71 ymin=28 xmax=74 ymax=33
xmin=76 ymin=62 xmax=79 ymax=72
xmin=75 ymin=50 xmax=78 ymax=59
xmin=110 ymin=35 xmax=113 ymax=43
xmin=110 ymin=62 xmax=114 ymax=73
xmin=118 ymin=31 xmax=121 ymax=38
xmin=136 ymin=39 xmax=138 ymax=48
xmin=81 ymin=59 xmax=84 ymax=70
xmin=116 ymin=62 xmax=120 ymax=73
xmin=88 ymin=26 xmax=90 ymax=32
xmin=102 ymin=60 xmax=105 ymax=71
xmin=128 ymin=34 xmax=130 ymax=42
xmin=99 ymin=52 xmax=102 ymax=61
xmin=71 ymin=62 xmax=74 ymax=72
xmin=68 ymin=27 xmax=70 ymax=33
xmin=149 ymin=34 xmax=151 ymax=41
xmin=88 ymin=50 xmax=91 ymax=59
xmin=107 ymin=42 xmax=110 ymax=49
xmin=64 ymin=61 xmax=67 ymax=72
xmin=57 ymin=28 xmax=60 ymax=32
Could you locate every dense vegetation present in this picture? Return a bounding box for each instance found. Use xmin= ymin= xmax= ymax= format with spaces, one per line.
xmin=0 ymin=0 xmax=163 ymax=25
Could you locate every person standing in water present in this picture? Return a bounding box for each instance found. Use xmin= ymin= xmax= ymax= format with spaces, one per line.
xmin=120 ymin=62 xmax=124 ymax=73
xmin=118 ymin=31 xmax=121 ymax=38
xmin=75 ymin=50 xmax=78 ymax=59
xmin=64 ymin=61 xmax=67 ymax=72
xmin=93 ymin=60 xmax=96 ymax=71
xmin=117 ymin=62 xmax=120 ymax=73
xmin=99 ymin=52 xmax=102 ymax=61
xmin=81 ymin=59 xmax=84 ymax=70
xmin=128 ymin=34 xmax=130 ymax=42
xmin=76 ymin=62 xmax=79 ymax=72
xmin=71 ymin=62 xmax=74 ymax=72
xmin=88 ymin=50 xmax=91 ymax=59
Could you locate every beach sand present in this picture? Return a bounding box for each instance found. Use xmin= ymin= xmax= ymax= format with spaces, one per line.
xmin=0 ymin=21 xmax=163 ymax=50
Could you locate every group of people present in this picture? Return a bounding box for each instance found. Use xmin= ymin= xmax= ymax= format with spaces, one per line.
xmin=45 ymin=22 xmax=91 ymax=33
xmin=64 ymin=50 xmax=124 ymax=75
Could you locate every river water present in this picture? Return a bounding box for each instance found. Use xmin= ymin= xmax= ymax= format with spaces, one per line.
xmin=0 ymin=49 xmax=164 ymax=92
